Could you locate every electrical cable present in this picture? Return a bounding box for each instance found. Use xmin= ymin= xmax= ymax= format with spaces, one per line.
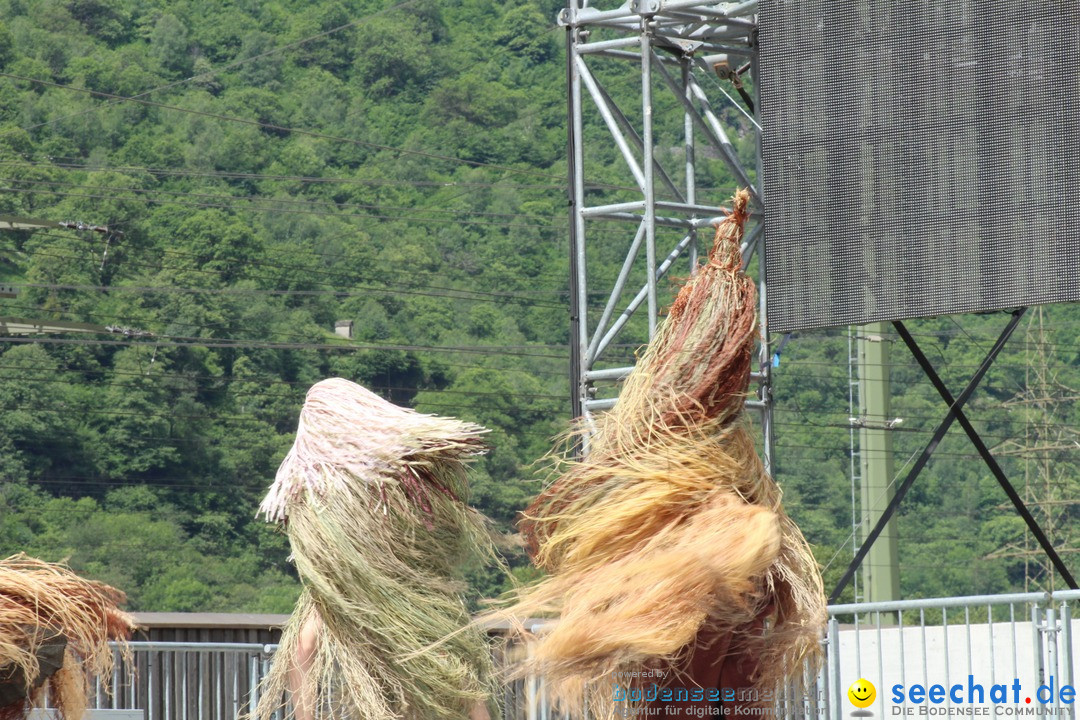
xmin=8 ymin=0 xmax=424 ymax=136
xmin=1 ymin=158 xmax=569 ymax=190
xmin=1 ymin=72 xmax=568 ymax=181
xmin=25 ymin=228 xmax=580 ymax=300
xmin=0 ymin=335 xmax=572 ymax=358
xmin=15 ymin=244 xmax=572 ymax=310
xmin=0 ymin=184 xmax=556 ymax=230
xmin=0 ymin=176 xmax=556 ymax=221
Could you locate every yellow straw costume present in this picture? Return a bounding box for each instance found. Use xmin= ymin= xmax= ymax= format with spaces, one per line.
xmin=253 ymin=378 xmax=500 ymax=720
xmin=497 ymin=189 xmax=827 ymax=717
xmin=0 ymin=554 xmax=135 ymax=720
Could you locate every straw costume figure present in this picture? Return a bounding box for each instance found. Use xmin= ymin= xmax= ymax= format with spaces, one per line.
xmin=495 ymin=189 xmax=827 ymax=717
xmin=253 ymin=378 xmax=500 ymax=720
xmin=0 ymin=554 xmax=135 ymax=720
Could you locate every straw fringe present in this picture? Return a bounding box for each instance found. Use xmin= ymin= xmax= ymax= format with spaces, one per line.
xmin=253 ymin=378 xmax=501 ymax=720
xmin=488 ymin=189 xmax=826 ymax=717
xmin=0 ymin=554 xmax=135 ymax=720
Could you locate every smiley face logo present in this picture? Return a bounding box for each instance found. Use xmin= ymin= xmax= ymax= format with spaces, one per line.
xmin=848 ymin=679 xmax=876 ymax=709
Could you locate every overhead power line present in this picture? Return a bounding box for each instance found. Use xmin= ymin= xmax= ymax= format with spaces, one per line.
xmin=0 ymin=372 xmax=568 ymax=402
xmin=0 ymin=352 xmax=571 ymax=381
xmin=3 ymin=156 xmax=648 ymax=196
xmin=0 ymin=398 xmax=564 ymax=424
xmin=0 ymin=335 xmax=571 ymax=359
xmin=29 ymin=229 xmax=576 ymax=299
xmin=9 ymin=0 xmax=423 ymax=137
xmin=2 ymin=158 xmax=568 ymax=190
xmin=0 ymin=176 xmax=555 ymax=222
xmin=1 ymin=72 xmax=566 ymax=181
xmin=0 ymin=184 xmax=554 ymax=230
xmin=14 ymin=245 xmax=571 ymax=309
xmin=12 ymin=281 xmax=563 ymax=302
xmin=21 ymin=231 xmax=640 ymax=308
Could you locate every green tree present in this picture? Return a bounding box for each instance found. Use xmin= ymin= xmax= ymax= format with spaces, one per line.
xmin=66 ymin=0 xmax=130 ymax=43
xmin=149 ymin=13 xmax=191 ymax=75
xmin=352 ymin=12 xmax=444 ymax=99
xmin=0 ymin=21 xmax=15 ymax=68
xmin=494 ymin=5 xmax=555 ymax=63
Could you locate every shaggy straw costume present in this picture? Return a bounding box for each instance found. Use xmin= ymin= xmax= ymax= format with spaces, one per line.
xmin=254 ymin=378 xmax=499 ymax=720
xmin=498 ymin=189 xmax=826 ymax=717
xmin=0 ymin=554 xmax=135 ymax=720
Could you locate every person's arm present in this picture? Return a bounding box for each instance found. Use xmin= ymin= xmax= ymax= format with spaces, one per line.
xmin=287 ymin=613 xmax=321 ymax=720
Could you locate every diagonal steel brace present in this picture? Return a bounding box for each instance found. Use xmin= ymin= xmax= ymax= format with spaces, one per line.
xmin=829 ymin=308 xmax=1033 ymax=603
xmin=893 ymin=319 xmax=1077 ymax=591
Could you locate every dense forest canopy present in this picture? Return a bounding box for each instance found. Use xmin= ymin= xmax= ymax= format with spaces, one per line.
xmin=0 ymin=0 xmax=1077 ymax=611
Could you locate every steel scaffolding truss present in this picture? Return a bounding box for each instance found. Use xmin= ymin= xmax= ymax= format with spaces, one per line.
xmin=562 ymin=0 xmax=772 ymax=467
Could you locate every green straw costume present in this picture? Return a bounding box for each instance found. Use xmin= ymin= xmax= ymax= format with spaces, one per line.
xmin=254 ymin=378 xmax=499 ymax=720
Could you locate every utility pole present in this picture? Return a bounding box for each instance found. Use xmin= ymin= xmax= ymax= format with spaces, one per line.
xmin=0 ymin=317 xmax=150 ymax=337
xmin=0 ymin=216 xmax=119 ymax=262
xmin=0 ymin=217 xmax=137 ymax=338
xmin=858 ymin=322 xmax=901 ymax=603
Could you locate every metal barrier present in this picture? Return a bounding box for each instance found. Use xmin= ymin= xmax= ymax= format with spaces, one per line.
xmin=75 ymin=641 xmax=273 ymax=720
xmin=70 ymin=639 xmax=566 ymax=720
xmin=39 ymin=591 xmax=1080 ymax=719
xmin=823 ymin=590 xmax=1080 ymax=719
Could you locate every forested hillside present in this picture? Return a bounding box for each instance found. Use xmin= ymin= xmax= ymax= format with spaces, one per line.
xmin=0 ymin=0 xmax=1077 ymax=611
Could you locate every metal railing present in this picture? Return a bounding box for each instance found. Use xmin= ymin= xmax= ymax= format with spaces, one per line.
xmin=41 ymin=590 xmax=1080 ymax=719
xmin=816 ymin=590 xmax=1080 ymax=720
xmin=69 ymin=639 xmax=568 ymax=720
xmin=76 ymin=641 xmax=272 ymax=720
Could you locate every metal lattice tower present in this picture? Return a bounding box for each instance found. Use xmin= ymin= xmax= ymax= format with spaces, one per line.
xmin=562 ymin=0 xmax=772 ymax=469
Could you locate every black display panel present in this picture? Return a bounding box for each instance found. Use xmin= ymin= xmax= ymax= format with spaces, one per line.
xmin=759 ymin=1 xmax=1080 ymax=332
